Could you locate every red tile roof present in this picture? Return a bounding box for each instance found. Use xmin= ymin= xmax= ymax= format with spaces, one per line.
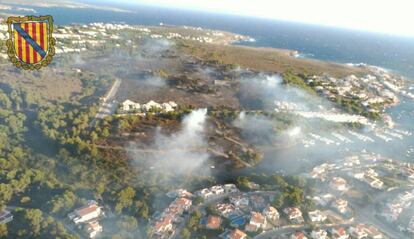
xmin=206 ymin=215 xmax=221 ymax=229
xmin=250 ymin=212 xmax=266 ymax=224
xmin=229 ymin=229 xmax=247 ymax=239
xmin=76 ymin=204 xmax=100 ymax=217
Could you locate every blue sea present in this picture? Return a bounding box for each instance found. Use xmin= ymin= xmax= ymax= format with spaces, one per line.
xmin=4 ymin=1 xmax=414 ymax=79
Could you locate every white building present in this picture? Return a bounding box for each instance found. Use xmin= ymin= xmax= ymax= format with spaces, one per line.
xmin=284 ymin=207 xmax=304 ymax=223
xmin=122 ymin=100 xmax=178 ymax=114
xmin=363 ymin=225 xmax=384 ymax=239
xmin=211 ymin=185 xmax=225 ymax=195
xmin=172 ymin=197 xmax=192 ymax=211
xmin=349 ymin=225 xmax=368 ymax=239
xmin=263 ymin=206 xmax=279 ymax=221
xmin=329 ymin=177 xmax=348 ymax=191
xmin=291 ymin=231 xmax=308 ymax=239
xmin=122 ymin=100 xmax=140 ymax=112
xmin=142 ymin=100 xmax=162 ymax=112
xmin=332 ymin=199 xmax=348 ymax=214
xmin=308 ymin=210 xmax=327 ymax=222
xmin=223 ymin=184 xmax=239 ymax=193
xmin=154 ymin=216 xmax=173 ymax=236
xmin=84 ymin=221 xmax=102 ymax=238
xmin=408 ymin=216 xmax=414 ymax=233
xmin=245 ymin=212 xmax=266 ymax=232
xmin=310 ymin=229 xmax=328 ymax=239
xmin=312 ymin=194 xmax=335 ymax=206
xmin=398 ymin=191 xmax=414 ymax=202
xmin=216 ymin=204 xmax=236 ymax=218
xmin=230 ymin=196 xmax=249 ymax=207
xmin=162 ymin=102 xmax=174 ymax=112
xmin=68 ymin=201 xmax=102 ymax=224
xmin=226 ymin=229 xmax=247 ymax=239
xmin=365 ymin=175 xmax=384 ymax=189
xmin=331 ymin=227 xmax=349 ymax=239
xmin=197 ymin=188 xmax=214 ymax=199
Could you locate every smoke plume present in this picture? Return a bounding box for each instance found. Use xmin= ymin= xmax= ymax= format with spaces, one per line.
xmin=129 ymin=109 xmax=210 ymax=176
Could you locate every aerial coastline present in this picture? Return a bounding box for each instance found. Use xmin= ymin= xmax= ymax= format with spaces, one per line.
xmin=0 ymin=12 xmax=413 ymax=239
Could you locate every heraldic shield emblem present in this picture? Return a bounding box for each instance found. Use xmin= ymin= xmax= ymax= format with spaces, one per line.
xmin=6 ymin=15 xmax=56 ymax=70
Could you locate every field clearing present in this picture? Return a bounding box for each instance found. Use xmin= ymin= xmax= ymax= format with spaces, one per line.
xmin=0 ymin=64 xmax=83 ymax=102
xmin=181 ymin=41 xmax=369 ymax=78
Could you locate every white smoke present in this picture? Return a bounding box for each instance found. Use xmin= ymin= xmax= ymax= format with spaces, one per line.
xmin=141 ymin=38 xmax=173 ymax=55
xmin=130 ymin=109 xmax=210 ymax=175
xmin=233 ymin=111 xmax=276 ymax=143
xmin=287 ymin=126 xmax=302 ymax=138
xmin=239 ymin=74 xmax=325 ymax=111
xmin=140 ymin=76 xmax=166 ymax=87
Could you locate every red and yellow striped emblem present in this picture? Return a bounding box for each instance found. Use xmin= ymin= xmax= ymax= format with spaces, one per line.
xmin=13 ymin=22 xmax=48 ymax=64
xmin=6 ymin=15 xmax=55 ymax=70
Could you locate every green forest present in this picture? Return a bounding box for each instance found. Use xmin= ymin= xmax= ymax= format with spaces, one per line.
xmin=0 ymin=68 xmax=318 ymax=238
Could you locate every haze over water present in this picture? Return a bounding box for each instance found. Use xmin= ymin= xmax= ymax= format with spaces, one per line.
xmin=5 ymin=2 xmax=414 ymax=79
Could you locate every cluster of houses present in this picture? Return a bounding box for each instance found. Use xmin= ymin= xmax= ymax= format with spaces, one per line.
xmin=392 ymin=160 xmax=414 ymax=181
xmin=291 ymin=228 xmax=328 ymax=239
xmin=407 ymin=216 xmax=414 ymax=234
xmin=381 ymin=190 xmax=414 ymax=222
xmin=147 ymin=25 xmax=247 ymax=44
xmin=306 ymin=68 xmax=402 ymax=122
xmin=191 ymin=181 xmax=385 ymax=239
xmin=309 ymin=193 xmax=350 ymax=215
xmin=207 ymin=189 xmax=384 ymax=239
xmin=219 ymin=228 xmax=248 ymax=239
xmin=161 ymin=31 xmax=215 ymax=43
xmin=53 ymin=22 xmax=154 ymax=53
xmin=181 ymin=25 xmax=248 ymax=43
xmin=26 ymin=20 xmax=249 ymax=58
xmin=155 ymin=185 xmax=283 ymax=238
xmin=215 ymin=201 xmax=279 ymax=238
xmin=151 ymin=193 xmax=193 ymax=238
xmin=291 ymin=224 xmax=384 ymax=239
xmin=308 ymin=210 xmax=327 ymax=223
xmin=52 ymin=23 xmax=132 ymax=53
xmin=349 ymin=168 xmax=384 ymax=190
xmin=307 ymin=154 xmax=414 ymax=238
xmin=196 ymin=184 xmax=239 ymax=200
xmin=329 ymin=177 xmax=349 ymax=192
xmin=310 ymin=154 xmax=390 ymax=193
xmin=283 ymin=207 xmax=304 ymax=224
xmin=203 ymin=190 xmax=339 ymax=238
xmin=310 ymin=163 xmax=336 ymax=180
xmin=67 ymin=200 xmax=104 ymax=238
xmin=121 ymin=100 xmax=178 ymax=114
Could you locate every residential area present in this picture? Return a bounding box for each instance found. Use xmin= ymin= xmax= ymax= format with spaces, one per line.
xmin=307 ymin=152 xmax=414 ymax=238
xmin=120 ymin=99 xmax=178 ymax=115
xmin=145 ymin=181 xmax=392 ymax=239
xmin=0 ymin=5 xmax=413 ymax=239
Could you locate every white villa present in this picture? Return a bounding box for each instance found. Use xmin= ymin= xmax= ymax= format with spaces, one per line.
xmin=68 ymin=201 xmax=102 ymax=225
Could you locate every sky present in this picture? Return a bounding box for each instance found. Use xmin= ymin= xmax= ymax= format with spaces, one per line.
xmin=118 ymin=0 xmax=414 ymax=37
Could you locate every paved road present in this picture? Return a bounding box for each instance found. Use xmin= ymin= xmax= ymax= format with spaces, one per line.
xmin=91 ymin=78 xmax=122 ymax=126
xmin=254 ymin=221 xmax=354 ymax=239
xmin=352 ymin=205 xmax=406 ymax=239
xmin=345 ymin=189 xmax=408 ymax=239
